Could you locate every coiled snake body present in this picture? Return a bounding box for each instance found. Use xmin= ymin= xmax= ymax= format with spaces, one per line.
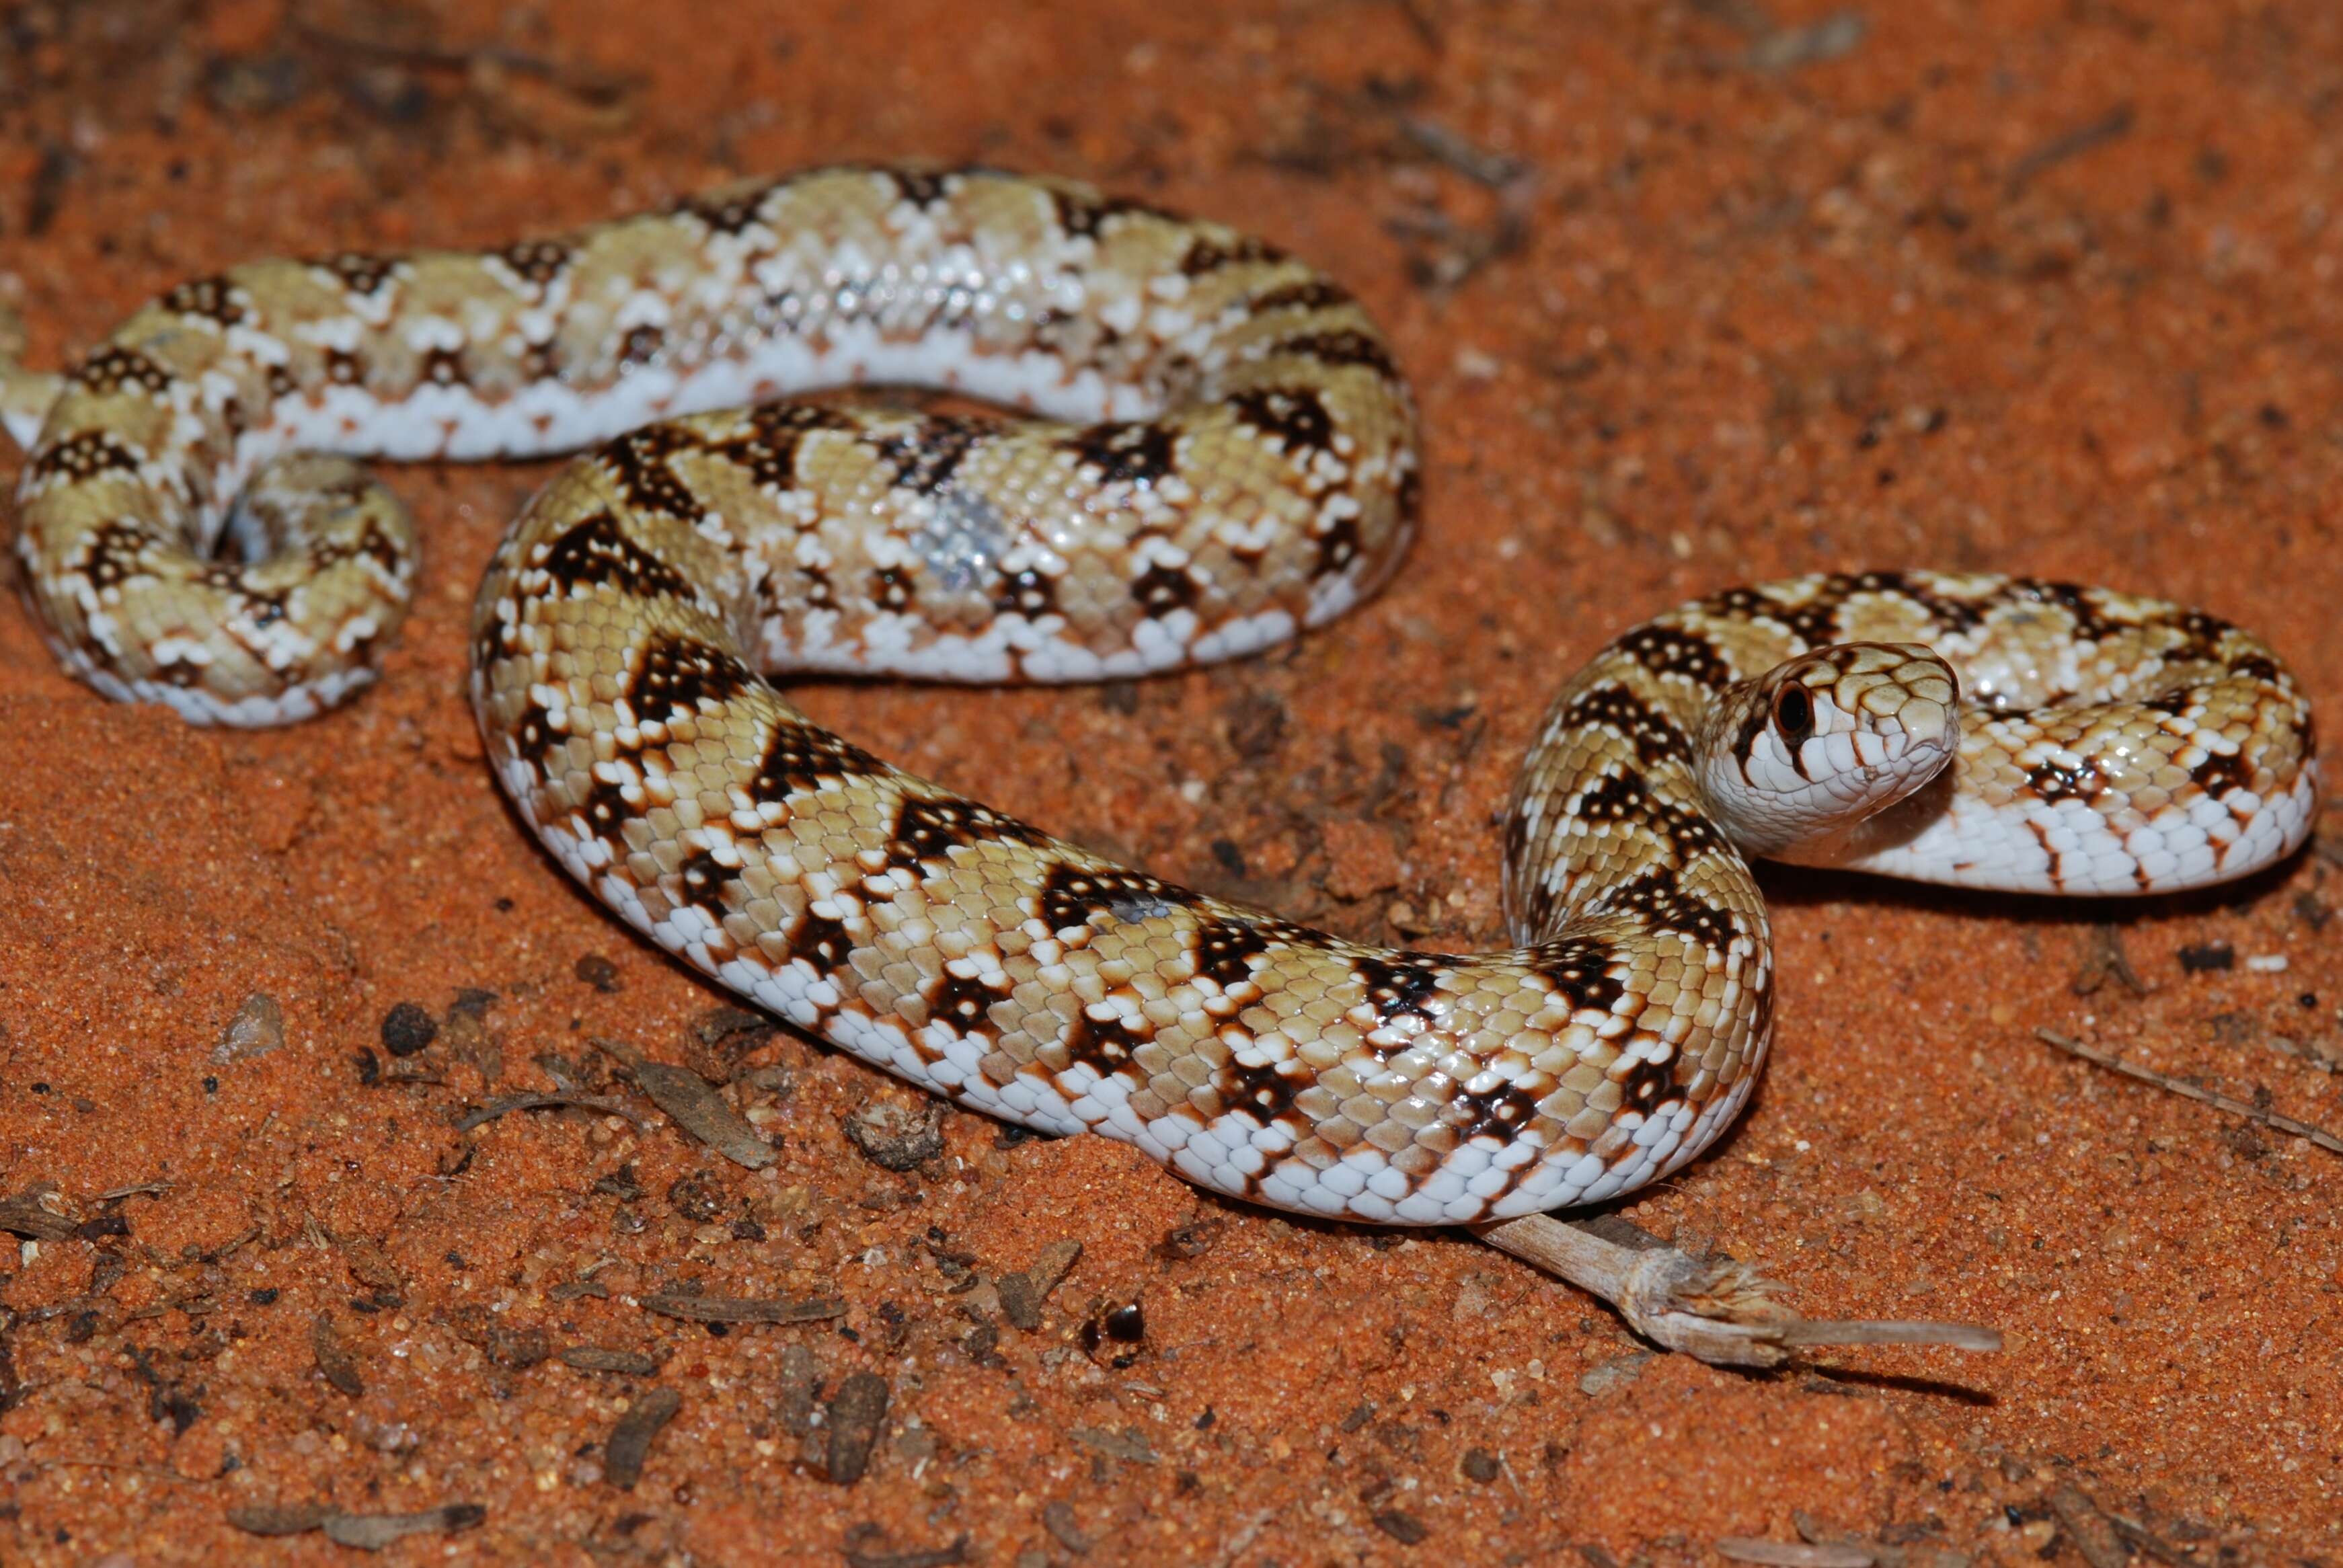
xmin=7 ymin=167 xmax=2319 ymax=1223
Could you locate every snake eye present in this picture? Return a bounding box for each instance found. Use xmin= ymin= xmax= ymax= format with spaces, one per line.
xmin=1773 ymin=682 xmax=1814 ymax=745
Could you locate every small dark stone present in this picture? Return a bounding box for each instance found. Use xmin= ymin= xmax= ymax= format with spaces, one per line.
xmin=840 ymin=1524 xmax=970 ymax=1568
xmin=2177 ymin=943 xmax=2236 ymax=973
xmin=1372 ymin=1508 xmax=1431 ymax=1544
xmin=592 ymin=1163 xmax=645 ymax=1202
xmin=1042 ymin=1499 xmax=1091 ymax=1553
xmin=667 ymin=1172 xmax=726 ymax=1222
xmin=448 ymin=986 xmax=498 ymax=1019
xmin=574 ymin=953 xmax=623 ymax=992
xmin=379 ymin=1002 xmax=436 ymax=1057
xmin=1461 ymin=1447 xmax=1502 ymax=1483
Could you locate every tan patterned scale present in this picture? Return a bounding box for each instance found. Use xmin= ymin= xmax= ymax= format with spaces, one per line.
xmin=4 ymin=167 xmax=2319 ymax=1222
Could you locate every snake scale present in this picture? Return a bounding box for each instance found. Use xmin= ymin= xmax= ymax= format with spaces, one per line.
xmin=5 ymin=166 xmax=2319 ymax=1223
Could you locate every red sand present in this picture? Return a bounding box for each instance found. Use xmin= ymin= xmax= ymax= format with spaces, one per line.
xmin=1 ymin=1 xmax=2337 ymax=1563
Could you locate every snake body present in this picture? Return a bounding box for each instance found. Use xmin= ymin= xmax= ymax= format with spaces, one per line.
xmin=7 ymin=167 xmax=2319 ymax=1223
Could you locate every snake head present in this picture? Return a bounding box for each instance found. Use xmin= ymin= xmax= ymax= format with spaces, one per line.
xmin=1697 ymin=641 xmax=1960 ymax=859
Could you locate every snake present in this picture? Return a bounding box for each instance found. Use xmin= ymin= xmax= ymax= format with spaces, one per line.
xmin=4 ymin=165 xmax=2319 ymax=1224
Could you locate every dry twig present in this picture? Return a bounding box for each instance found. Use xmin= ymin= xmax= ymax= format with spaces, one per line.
xmin=2036 ymin=1029 xmax=2343 ymax=1155
xmin=1473 ymin=1214 xmax=2001 ymax=1368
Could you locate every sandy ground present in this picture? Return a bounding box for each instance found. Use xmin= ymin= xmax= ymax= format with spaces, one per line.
xmin=1 ymin=1 xmax=2338 ymax=1563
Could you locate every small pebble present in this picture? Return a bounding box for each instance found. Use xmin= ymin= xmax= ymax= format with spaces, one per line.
xmin=379 ymin=1001 xmax=436 ymax=1057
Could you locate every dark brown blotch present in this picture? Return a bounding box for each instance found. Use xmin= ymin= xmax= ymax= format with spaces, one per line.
xmin=1558 ymin=685 xmax=1695 ymax=769
xmin=874 ymin=413 xmax=1001 ymax=495
xmin=318 ymin=252 xmax=399 ymax=296
xmin=497 ymin=239 xmax=574 ymax=288
xmin=577 ymin=774 xmax=637 ymax=840
xmin=886 ymin=167 xmax=957 ymax=208
xmin=1215 ymin=1052 xmax=1307 ymax=1129
xmin=722 ymin=404 xmax=855 ymax=491
xmin=1181 ymin=233 xmax=1283 ymax=275
xmin=1619 ymin=1050 xmax=1681 ymax=1113
xmin=1352 ymin=953 xmax=1457 ymax=1025
xmin=676 ymin=848 xmax=736 ymax=906
xmin=1311 ymin=516 xmax=1362 ymax=580
xmin=30 ymin=430 xmax=140 ymax=484
xmin=604 ymin=426 xmax=709 ymax=522
xmin=1049 ymin=186 xmax=1165 ymax=239
xmin=1273 ymin=329 xmax=1399 ymax=381
xmin=674 ymin=186 xmax=774 ymax=236
xmin=2190 ymin=749 xmax=2256 ymax=800
xmin=1130 ymin=561 xmax=1200 ymax=618
xmin=1453 ymin=1079 xmax=1545 ymax=1143
xmin=1247 ymin=279 xmax=1354 ymax=314
xmin=1531 ymin=937 xmax=1625 ymax=1015
xmin=1227 ymin=385 xmax=1337 ymax=457
xmin=420 ymin=345 xmax=469 ymax=388
xmin=2025 ymin=580 xmax=2129 ymax=643
xmin=870 ymin=565 xmax=917 ymax=611
xmin=628 ymin=633 xmax=757 ymax=719
xmin=619 ymin=325 xmax=665 ymax=368
xmin=536 ymin=510 xmax=699 ymax=602
xmin=2026 ymin=756 xmax=2106 ymax=805
xmin=512 ymin=701 xmax=564 ymax=770
xmin=1654 ymin=799 xmax=1726 ymax=860
xmin=1572 ymin=770 xmax=1650 ymax=823
xmin=1605 ymin=873 xmax=1739 ymax=951
xmin=161 ymin=275 xmax=246 ymax=326
xmin=2227 ymin=653 xmax=2282 ymax=686
xmin=1038 ymin=864 xmax=1198 ymax=937
xmin=993 ymin=566 xmax=1057 ymax=619
xmin=1061 ymin=420 xmax=1178 ymax=487
xmin=788 ymin=905 xmax=853 ymax=970
xmin=748 ymin=721 xmax=886 ymax=804
xmin=71 ymin=346 xmax=174 ymax=397
xmin=927 ymin=968 xmax=1011 ymax=1040
xmin=884 ymin=795 xmax=1049 ymax=875
xmin=1063 ymin=1008 xmax=1149 ymax=1076
xmin=1610 ymin=625 xmax=1733 ymax=690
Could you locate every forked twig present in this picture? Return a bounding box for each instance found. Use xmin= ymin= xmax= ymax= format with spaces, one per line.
xmin=1473 ymin=1213 xmax=2001 ymax=1368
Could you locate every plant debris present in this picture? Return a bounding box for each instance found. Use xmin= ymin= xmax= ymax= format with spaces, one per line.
xmin=560 ymin=1345 xmax=662 ymax=1375
xmin=841 ymin=1524 xmax=970 ymax=1568
xmin=995 ymin=1239 xmax=1083 ymax=1331
xmin=592 ymin=1036 xmax=777 ymax=1168
xmin=842 ymin=1100 xmax=947 ymax=1171
xmin=229 ymin=1501 xmax=484 ymax=1549
xmin=824 ymin=1370 xmax=890 ymax=1484
xmin=310 ymin=1312 xmax=364 ymax=1397
xmin=605 ymin=1386 xmax=682 ymax=1489
xmin=2036 ymin=1029 xmax=2343 ymax=1156
xmin=636 ymin=1291 xmax=845 ymax=1326
xmin=455 ymin=1090 xmax=646 ymax=1132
